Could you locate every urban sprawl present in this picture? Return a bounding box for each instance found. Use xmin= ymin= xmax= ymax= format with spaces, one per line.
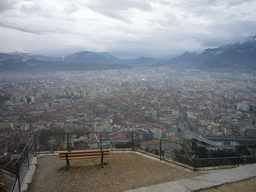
xmin=1 ymin=67 xmax=256 ymax=155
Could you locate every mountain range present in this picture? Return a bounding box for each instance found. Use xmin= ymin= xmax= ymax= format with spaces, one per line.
xmin=0 ymin=36 xmax=255 ymax=72
xmin=161 ymin=36 xmax=256 ymax=70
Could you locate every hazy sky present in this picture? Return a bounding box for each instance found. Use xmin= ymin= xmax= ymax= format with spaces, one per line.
xmin=1 ymin=0 xmax=256 ymax=58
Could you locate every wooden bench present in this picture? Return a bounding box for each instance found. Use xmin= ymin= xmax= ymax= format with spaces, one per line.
xmin=59 ymin=150 xmax=110 ymax=170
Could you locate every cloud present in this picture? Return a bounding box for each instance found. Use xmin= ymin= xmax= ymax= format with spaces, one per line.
xmin=0 ymin=21 xmax=42 ymax=34
xmin=0 ymin=21 xmax=77 ymax=35
xmin=0 ymin=0 xmax=15 ymax=13
xmin=64 ymin=3 xmax=80 ymax=14
xmin=19 ymin=2 xmax=42 ymax=14
xmin=0 ymin=0 xmax=256 ymax=58
xmin=86 ymin=0 xmax=152 ymax=22
xmin=226 ymin=0 xmax=254 ymax=7
xmin=88 ymin=0 xmax=152 ymax=12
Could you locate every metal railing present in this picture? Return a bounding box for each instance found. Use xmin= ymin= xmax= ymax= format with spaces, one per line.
xmin=9 ymin=131 xmax=256 ymax=191
xmin=36 ymin=131 xmax=134 ymax=153
xmin=11 ymin=134 xmax=36 ymax=192
xmin=135 ymin=137 xmax=256 ymax=171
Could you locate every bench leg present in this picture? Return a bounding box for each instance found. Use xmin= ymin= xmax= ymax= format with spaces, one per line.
xmin=66 ymin=153 xmax=70 ymax=171
xmin=101 ymin=151 xmax=104 ymax=168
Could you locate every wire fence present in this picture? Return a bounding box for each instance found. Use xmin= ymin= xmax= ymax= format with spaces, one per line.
xmin=135 ymin=137 xmax=256 ymax=171
xmin=11 ymin=135 xmax=36 ymax=192
xmin=9 ymin=131 xmax=256 ymax=191
xmin=36 ymin=131 xmax=134 ymax=153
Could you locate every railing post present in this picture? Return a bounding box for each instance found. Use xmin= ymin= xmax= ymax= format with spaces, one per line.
xmin=160 ymin=139 xmax=162 ymax=160
xmin=238 ymin=153 xmax=240 ymax=167
xmin=194 ymin=149 xmax=197 ymax=172
xmin=34 ymin=134 xmax=37 ymax=155
xmin=100 ymin=132 xmax=102 ymax=150
xmin=132 ymin=132 xmax=134 ymax=151
xmin=27 ymin=149 xmax=30 ymax=170
xmin=16 ymin=162 xmax=21 ymax=192
xmin=67 ymin=133 xmax=70 ymax=152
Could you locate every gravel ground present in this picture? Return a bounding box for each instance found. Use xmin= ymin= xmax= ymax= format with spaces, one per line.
xmin=199 ymin=177 xmax=256 ymax=192
xmin=27 ymin=152 xmax=206 ymax=192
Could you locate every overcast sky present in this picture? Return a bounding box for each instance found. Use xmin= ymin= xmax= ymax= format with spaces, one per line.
xmin=1 ymin=0 xmax=256 ymax=58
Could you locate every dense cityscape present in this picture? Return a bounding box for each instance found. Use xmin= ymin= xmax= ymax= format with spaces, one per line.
xmin=1 ymin=67 xmax=256 ymax=158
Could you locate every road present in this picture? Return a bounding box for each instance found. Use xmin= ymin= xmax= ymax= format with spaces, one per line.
xmin=165 ymin=81 xmax=196 ymax=138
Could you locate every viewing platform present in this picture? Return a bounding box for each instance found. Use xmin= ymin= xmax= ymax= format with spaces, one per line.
xmin=2 ymin=132 xmax=256 ymax=192
xmin=21 ymin=151 xmax=256 ymax=192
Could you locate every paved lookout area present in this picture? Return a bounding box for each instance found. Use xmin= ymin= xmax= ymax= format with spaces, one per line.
xmin=126 ymin=163 xmax=256 ymax=192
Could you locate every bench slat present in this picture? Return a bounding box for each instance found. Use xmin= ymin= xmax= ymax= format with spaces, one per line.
xmin=59 ymin=151 xmax=109 ymax=156
xmin=59 ymin=150 xmax=109 ymax=155
xmin=59 ymin=152 xmax=109 ymax=157
xmin=59 ymin=150 xmax=109 ymax=153
xmin=59 ymin=153 xmax=109 ymax=158
xmin=61 ymin=150 xmax=109 ymax=153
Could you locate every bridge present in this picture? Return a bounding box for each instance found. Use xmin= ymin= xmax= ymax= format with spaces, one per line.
xmin=205 ymin=136 xmax=256 ymax=143
xmin=193 ymin=136 xmax=223 ymax=147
